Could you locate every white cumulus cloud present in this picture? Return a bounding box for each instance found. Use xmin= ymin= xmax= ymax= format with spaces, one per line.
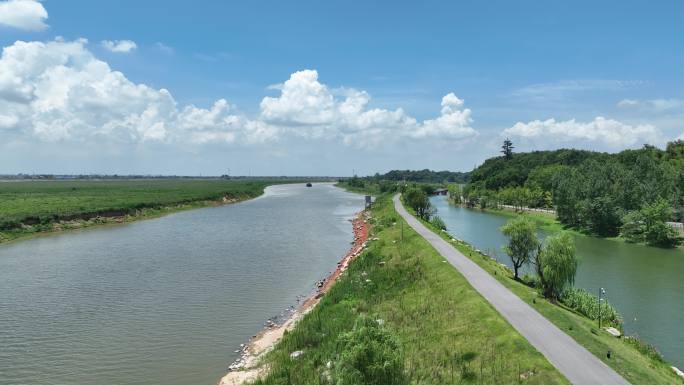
xmin=0 ymin=40 xmax=476 ymax=149
xmin=0 ymin=38 xmax=270 ymax=144
xmin=503 ymin=117 xmax=662 ymax=147
xmin=101 ymin=40 xmax=137 ymax=53
xmin=0 ymin=0 xmax=48 ymax=31
xmin=259 ymin=69 xmax=476 ymax=146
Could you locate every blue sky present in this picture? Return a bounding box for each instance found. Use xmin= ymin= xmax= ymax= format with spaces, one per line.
xmin=0 ymin=0 xmax=683 ymax=175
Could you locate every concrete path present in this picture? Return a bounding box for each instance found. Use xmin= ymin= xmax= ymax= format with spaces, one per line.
xmin=393 ymin=194 xmax=630 ymax=385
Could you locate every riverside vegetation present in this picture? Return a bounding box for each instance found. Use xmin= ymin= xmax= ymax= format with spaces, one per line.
xmin=250 ymin=194 xmax=568 ymax=385
xmin=0 ymin=179 xmax=274 ymax=243
xmin=463 ymin=140 xmax=684 ymax=247
xmin=344 ymin=140 xmax=684 ymax=248
xmin=338 ymin=181 xmax=683 ymax=384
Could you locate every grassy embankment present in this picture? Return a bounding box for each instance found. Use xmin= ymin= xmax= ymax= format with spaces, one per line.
xmin=250 ymin=194 xmax=569 ymax=384
xmin=477 ymin=205 xmax=568 ymax=233
xmin=0 ymin=179 xmax=274 ymax=244
xmin=462 ymin=201 xmax=684 ymax=249
xmin=418 ymin=200 xmax=683 ymax=384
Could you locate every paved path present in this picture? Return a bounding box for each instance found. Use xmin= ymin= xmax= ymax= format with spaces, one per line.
xmin=393 ymin=194 xmax=630 ymax=385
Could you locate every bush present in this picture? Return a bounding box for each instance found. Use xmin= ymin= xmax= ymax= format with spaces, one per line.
xmin=521 ymin=273 xmax=538 ymax=288
xmin=560 ymin=288 xmax=622 ymax=326
xmin=334 ymin=315 xmax=407 ymax=385
xmin=430 ymin=216 xmax=447 ymax=231
xmin=624 ymin=336 xmax=665 ymax=363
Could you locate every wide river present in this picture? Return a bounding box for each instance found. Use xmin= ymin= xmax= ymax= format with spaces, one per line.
xmin=0 ymin=183 xmax=363 ymax=385
xmin=431 ymin=196 xmax=684 ymax=368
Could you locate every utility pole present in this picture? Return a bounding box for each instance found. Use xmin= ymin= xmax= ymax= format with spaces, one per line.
xmin=598 ymin=287 xmax=606 ymax=329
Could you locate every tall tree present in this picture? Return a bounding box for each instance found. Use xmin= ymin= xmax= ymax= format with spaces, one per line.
xmin=501 ymin=138 xmax=514 ymax=160
xmin=404 ymin=188 xmax=433 ymax=220
xmin=535 ymin=233 xmax=578 ymax=301
xmin=501 ymin=216 xmax=539 ymax=280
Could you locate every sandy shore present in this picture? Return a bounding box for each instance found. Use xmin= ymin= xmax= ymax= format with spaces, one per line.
xmin=218 ymin=210 xmax=371 ymax=385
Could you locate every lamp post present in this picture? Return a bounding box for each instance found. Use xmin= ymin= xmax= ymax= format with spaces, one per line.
xmin=598 ymin=287 xmax=606 ymax=329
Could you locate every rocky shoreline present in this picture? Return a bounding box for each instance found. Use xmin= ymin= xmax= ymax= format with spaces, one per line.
xmin=218 ymin=210 xmax=371 ymax=385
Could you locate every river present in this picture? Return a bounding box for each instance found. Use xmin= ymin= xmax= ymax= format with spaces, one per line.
xmin=0 ymin=183 xmax=363 ymax=385
xmin=431 ymin=195 xmax=684 ymax=368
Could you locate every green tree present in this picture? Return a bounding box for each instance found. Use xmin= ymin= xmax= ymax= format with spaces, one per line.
xmin=621 ymin=198 xmax=680 ymax=247
xmin=404 ymin=188 xmax=433 ymax=220
xmin=526 ymin=164 xmax=568 ymax=193
xmin=501 ymin=216 xmax=539 ymax=280
xmin=501 ymin=138 xmax=514 ymax=160
xmin=334 ymin=315 xmax=407 ymax=385
xmin=447 ymin=184 xmax=462 ymax=203
xmin=535 ymin=233 xmax=578 ymax=301
xmin=620 ymin=210 xmax=645 ymax=243
xmin=641 ymin=198 xmax=679 ymax=247
xmin=666 ymin=139 xmax=684 ymax=159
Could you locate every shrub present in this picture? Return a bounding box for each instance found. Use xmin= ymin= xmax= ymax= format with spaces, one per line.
xmin=560 ymin=288 xmax=622 ymax=326
xmin=521 ymin=273 xmax=538 ymax=288
xmin=624 ymin=336 xmax=665 ymax=363
xmin=334 ymin=315 xmax=407 ymax=385
xmin=430 ymin=216 xmax=447 ymax=230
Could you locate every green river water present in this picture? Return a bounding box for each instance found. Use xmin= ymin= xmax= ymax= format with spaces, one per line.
xmin=431 ymin=196 xmax=684 ymax=369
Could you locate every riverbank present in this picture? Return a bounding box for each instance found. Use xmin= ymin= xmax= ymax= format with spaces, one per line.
xmin=218 ymin=211 xmax=370 ymax=385
xmin=0 ymin=197 xmax=243 ymax=245
xmin=454 ymin=201 xmax=684 ymax=250
xmin=238 ymin=194 xmax=569 ymax=384
xmin=418 ymin=199 xmax=684 ymax=383
xmin=0 ymin=179 xmax=273 ymax=245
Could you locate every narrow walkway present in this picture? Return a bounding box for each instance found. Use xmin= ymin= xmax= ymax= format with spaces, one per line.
xmin=393 ymin=194 xmax=630 ymax=385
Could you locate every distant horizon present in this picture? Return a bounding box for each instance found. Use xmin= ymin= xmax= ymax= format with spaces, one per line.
xmin=2 ymin=140 xmax=680 ymax=177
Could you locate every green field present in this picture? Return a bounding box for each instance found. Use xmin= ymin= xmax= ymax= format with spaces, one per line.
xmin=0 ymin=179 xmax=272 ymax=242
xmin=252 ymin=195 xmax=568 ymax=384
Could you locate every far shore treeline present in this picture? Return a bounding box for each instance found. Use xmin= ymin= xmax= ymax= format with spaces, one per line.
xmin=343 ymin=140 xmax=684 ymax=248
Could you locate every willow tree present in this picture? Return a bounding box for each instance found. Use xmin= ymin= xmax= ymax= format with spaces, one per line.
xmin=501 ymin=216 xmax=539 ymax=280
xmin=535 ymin=233 xmax=578 ymax=300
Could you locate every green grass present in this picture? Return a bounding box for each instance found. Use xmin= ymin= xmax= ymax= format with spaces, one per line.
xmin=420 ymin=207 xmax=684 ymax=385
xmin=0 ymin=179 xmax=274 ymax=243
xmin=472 ymin=205 xmax=568 ymax=233
xmin=252 ymin=195 xmax=569 ymax=384
xmin=470 ymin=203 xmax=684 ymax=251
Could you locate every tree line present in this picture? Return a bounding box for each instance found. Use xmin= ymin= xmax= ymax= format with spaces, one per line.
xmin=465 ymin=141 xmax=684 ymax=247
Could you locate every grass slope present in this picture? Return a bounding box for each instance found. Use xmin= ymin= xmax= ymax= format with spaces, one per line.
xmin=252 ymin=195 xmax=568 ymax=384
xmin=421 ymin=208 xmax=684 ymax=384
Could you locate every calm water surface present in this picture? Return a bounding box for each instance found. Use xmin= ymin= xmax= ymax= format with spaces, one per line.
xmin=0 ymin=184 xmax=363 ymax=385
xmin=431 ymin=196 xmax=684 ymax=368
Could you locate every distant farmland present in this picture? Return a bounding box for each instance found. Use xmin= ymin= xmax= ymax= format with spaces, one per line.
xmin=0 ymin=179 xmax=271 ymax=230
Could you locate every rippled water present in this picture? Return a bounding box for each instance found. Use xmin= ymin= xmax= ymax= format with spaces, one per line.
xmin=431 ymin=196 xmax=684 ymax=368
xmin=0 ymin=183 xmax=363 ymax=385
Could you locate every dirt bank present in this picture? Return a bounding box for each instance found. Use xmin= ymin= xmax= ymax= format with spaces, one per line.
xmin=218 ymin=210 xmax=371 ymax=385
